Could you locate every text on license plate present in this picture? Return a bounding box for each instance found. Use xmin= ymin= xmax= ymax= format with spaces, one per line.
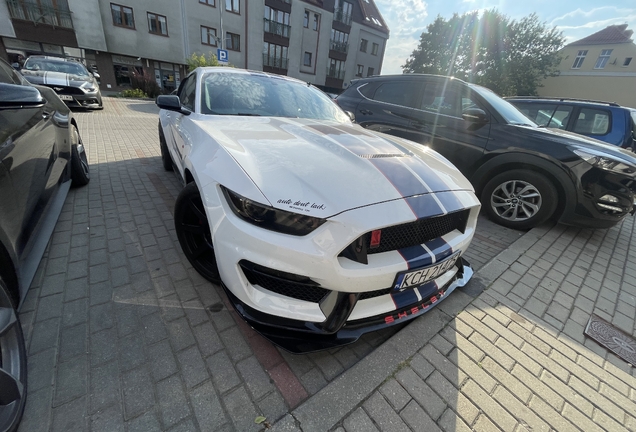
xmin=393 ymin=252 xmax=460 ymax=292
xmin=59 ymin=95 xmax=73 ymax=101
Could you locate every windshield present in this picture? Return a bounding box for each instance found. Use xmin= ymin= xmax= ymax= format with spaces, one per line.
xmin=200 ymin=71 xmax=350 ymax=122
xmin=470 ymin=85 xmax=537 ymax=126
xmin=24 ymin=59 xmax=89 ymax=77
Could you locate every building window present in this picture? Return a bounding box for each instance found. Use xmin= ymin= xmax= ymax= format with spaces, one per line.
xmin=111 ymin=3 xmax=135 ymax=29
xmin=199 ymin=0 xmax=215 ymax=5
xmin=313 ymin=13 xmax=319 ymax=31
xmin=303 ymin=11 xmax=309 ymax=28
xmin=225 ymin=0 xmax=239 ymax=13
xmin=201 ymin=26 xmax=217 ymax=46
xmin=147 ymin=12 xmax=167 ymax=36
xmin=571 ymin=50 xmax=587 ymax=69
xmin=371 ymin=43 xmax=379 ymax=56
xmin=334 ymin=0 xmax=352 ymax=25
xmin=367 ymin=67 xmax=374 ymax=77
xmin=356 ymin=64 xmax=363 ymax=77
xmin=226 ymin=32 xmax=240 ymax=51
xmin=330 ymin=29 xmax=349 ymax=53
xmin=594 ymin=49 xmax=613 ymax=69
xmin=264 ymin=6 xmax=290 ymax=38
xmin=304 ymin=52 xmax=312 ymax=66
xmin=624 ymin=57 xmax=633 ymax=67
xmin=360 ymin=39 xmax=368 ymax=52
xmin=328 ymin=58 xmax=345 ymax=79
xmin=263 ymin=42 xmax=288 ymax=69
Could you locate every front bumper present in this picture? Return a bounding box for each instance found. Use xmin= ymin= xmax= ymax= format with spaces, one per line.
xmin=223 ymin=257 xmax=474 ymax=353
xmin=208 ymin=184 xmax=480 ymax=352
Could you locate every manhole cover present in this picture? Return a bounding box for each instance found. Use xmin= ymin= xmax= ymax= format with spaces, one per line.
xmin=584 ymin=314 xmax=636 ymax=365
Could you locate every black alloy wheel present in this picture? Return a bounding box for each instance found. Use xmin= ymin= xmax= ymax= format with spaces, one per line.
xmin=0 ymin=277 xmax=27 ymax=432
xmin=70 ymin=125 xmax=90 ymax=187
xmin=175 ymin=182 xmax=220 ymax=283
xmin=159 ymin=128 xmax=173 ymax=172
xmin=482 ymin=169 xmax=558 ymax=230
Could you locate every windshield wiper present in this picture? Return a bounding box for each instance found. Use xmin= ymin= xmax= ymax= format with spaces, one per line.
xmin=236 ymin=113 xmax=262 ymax=116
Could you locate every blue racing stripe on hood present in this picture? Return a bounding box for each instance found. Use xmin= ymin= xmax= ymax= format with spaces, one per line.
xmin=369 ymin=157 xmax=432 ymax=198
xmin=435 ymin=192 xmax=465 ymax=214
xmin=400 ymin=156 xmax=453 ymax=193
xmin=404 ymin=195 xmax=446 ymax=219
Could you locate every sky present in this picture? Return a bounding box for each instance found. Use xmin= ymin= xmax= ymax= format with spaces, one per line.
xmin=374 ymin=0 xmax=636 ymax=75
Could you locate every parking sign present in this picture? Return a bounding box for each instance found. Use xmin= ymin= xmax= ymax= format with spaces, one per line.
xmin=217 ymin=49 xmax=228 ymax=64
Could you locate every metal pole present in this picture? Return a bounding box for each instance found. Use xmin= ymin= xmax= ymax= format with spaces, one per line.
xmin=220 ymin=0 xmax=224 ymax=50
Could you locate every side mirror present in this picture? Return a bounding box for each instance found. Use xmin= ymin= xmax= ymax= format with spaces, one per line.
xmin=345 ymin=110 xmax=356 ymax=123
xmin=92 ymin=72 xmax=100 ymax=79
xmin=0 ymin=83 xmax=44 ymax=109
xmin=462 ymin=108 xmax=488 ymax=124
xmin=156 ymin=94 xmax=190 ymax=115
xmin=11 ymin=63 xmax=21 ymax=71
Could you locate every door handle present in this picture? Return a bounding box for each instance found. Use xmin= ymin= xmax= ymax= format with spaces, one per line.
xmin=359 ymin=109 xmax=373 ymax=115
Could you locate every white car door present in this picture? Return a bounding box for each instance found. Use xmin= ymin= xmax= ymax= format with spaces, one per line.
xmin=169 ymin=74 xmax=197 ymax=178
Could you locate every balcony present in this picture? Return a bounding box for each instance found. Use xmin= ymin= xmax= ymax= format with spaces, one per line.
xmin=326 ymin=67 xmax=345 ymax=80
xmin=263 ymin=53 xmax=288 ymax=70
xmin=6 ymin=0 xmax=73 ymax=29
xmin=333 ymin=8 xmax=352 ymax=26
xmin=330 ymin=39 xmax=349 ymax=54
xmin=264 ymin=18 xmax=291 ymax=38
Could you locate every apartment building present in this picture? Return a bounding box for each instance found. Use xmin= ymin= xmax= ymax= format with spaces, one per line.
xmin=0 ymin=0 xmax=389 ymax=93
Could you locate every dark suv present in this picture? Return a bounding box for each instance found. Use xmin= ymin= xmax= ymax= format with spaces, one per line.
xmin=507 ymin=97 xmax=636 ymax=150
xmin=336 ymin=74 xmax=636 ymax=229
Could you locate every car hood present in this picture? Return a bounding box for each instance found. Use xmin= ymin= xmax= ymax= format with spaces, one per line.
xmin=21 ymin=70 xmax=91 ymax=87
xmin=193 ymin=117 xmax=474 ymax=217
xmin=518 ymin=125 xmax=636 ymax=164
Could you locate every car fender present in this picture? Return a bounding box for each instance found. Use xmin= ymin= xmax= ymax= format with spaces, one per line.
xmin=470 ymin=152 xmax=578 ymax=214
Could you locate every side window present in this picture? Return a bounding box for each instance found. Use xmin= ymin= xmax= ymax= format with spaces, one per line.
xmin=179 ymin=75 xmax=196 ymax=111
xmin=549 ymin=106 xmax=573 ymax=129
xmin=0 ymin=61 xmax=24 ymax=85
xmin=514 ymin=103 xmax=556 ymax=127
xmin=573 ymin=108 xmax=610 ymax=135
xmin=420 ymin=83 xmax=461 ymax=117
xmin=371 ymin=81 xmax=422 ymax=109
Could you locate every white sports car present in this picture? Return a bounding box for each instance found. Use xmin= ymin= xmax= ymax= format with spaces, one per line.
xmin=157 ymin=67 xmax=481 ymax=353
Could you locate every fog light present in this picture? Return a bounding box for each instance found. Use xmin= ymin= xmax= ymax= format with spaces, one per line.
xmin=600 ymin=194 xmax=619 ymax=203
xmin=598 ymin=203 xmax=623 ymax=212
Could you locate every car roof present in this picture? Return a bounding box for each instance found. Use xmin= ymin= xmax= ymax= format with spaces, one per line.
xmin=194 ymin=67 xmax=306 ymax=85
xmin=351 ymin=73 xmax=467 ymax=85
xmin=505 ymin=96 xmax=624 ymax=108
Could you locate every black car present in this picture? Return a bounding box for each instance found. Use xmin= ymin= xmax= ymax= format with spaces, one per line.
xmin=336 ymin=74 xmax=636 ymax=229
xmin=19 ymin=55 xmax=103 ymax=110
xmin=506 ymin=97 xmax=636 ymax=150
xmin=0 ymin=57 xmax=89 ymax=432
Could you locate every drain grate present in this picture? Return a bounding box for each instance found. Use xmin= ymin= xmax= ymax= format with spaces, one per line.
xmin=584 ymin=314 xmax=636 ymax=365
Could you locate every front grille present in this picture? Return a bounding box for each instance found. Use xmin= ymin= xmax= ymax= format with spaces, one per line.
xmin=46 ymin=85 xmax=84 ymax=95
xmin=240 ymin=260 xmax=330 ymax=303
xmin=359 ymin=287 xmax=391 ymax=300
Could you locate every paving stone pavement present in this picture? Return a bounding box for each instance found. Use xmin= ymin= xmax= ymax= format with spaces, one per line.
xmin=17 ymin=98 xmax=525 ymax=431
xmin=282 ymin=217 xmax=636 ymax=431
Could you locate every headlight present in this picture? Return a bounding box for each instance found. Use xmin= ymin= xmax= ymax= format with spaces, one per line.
xmin=572 ymin=148 xmax=636 ymax=175
xmin=81 ymin=82 xmax=97 ymax=93
xmin=221 ymin=187 xmax=326 ymax=236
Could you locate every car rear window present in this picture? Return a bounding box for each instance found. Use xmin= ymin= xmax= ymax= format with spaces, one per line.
xmin=573 ymin=107 xmax=611 ymax=135
xmin=371 ymin=81 xmax=424 ymax=109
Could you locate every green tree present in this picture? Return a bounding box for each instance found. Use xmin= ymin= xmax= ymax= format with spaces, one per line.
xmin=403 ymin=10 xmax=565 ymax=96
xmin=186 ymin=52 xmax=221 ymax=72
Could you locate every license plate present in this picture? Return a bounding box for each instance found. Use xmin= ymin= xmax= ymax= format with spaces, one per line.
xmin=59 ymin=95 xmax=73 ymax=101
xmin=393 ymin=252 xmax=460 ymax=292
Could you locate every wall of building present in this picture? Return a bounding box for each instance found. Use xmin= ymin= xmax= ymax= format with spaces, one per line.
xmin=68 ymin=0 xmax=107 ymax=51
xmin=539 ymin=42 xmax=636 ymax=107
xmin=0 ymin=2 xmax=16 ymax=38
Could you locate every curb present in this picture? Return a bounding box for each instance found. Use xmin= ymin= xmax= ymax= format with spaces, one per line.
xmin=274 ymin=222 xmax=554 ymax=432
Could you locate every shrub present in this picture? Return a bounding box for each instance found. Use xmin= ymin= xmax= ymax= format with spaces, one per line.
xmin=130 ymin=69 xmax=162 ymax=98
xmin=122 ymin=88 xmax=147 ymax=98
xmin=187 ymin=52 xmax=220 ymax=72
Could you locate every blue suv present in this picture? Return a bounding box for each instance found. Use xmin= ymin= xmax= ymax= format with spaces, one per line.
xmin=507 ymin=97 xmax=636 ymax=150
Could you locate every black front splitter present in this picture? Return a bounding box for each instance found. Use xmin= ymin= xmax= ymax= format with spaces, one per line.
xmin=220 ymin=258 xmax=474 ymax=354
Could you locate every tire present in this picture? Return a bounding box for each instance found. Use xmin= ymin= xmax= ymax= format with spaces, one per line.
xmin=159 ymin=128 xmax=173 ymax=172
xmin=70 ymin=126 xmax=90 ymax=187
xmin=481 ymin=169 xmax=557 ymax=230
xmin=174 ymin=182 xmax=220 ymax=283
xmin=0 ymin=276 xmax=27 ymax=432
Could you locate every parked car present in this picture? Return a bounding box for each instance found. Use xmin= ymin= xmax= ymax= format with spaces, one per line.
xmin=507 ymin=97 xmax=636 ymax=150
xmin=19 ymin=55 xmax=103 ymax=110
xmin=336 ymin=74 xmax=636 ymax=230
xmin=0 ymin=57 xmax=90 ymax=432
xmin=157 ymin=67 xmax=481 ymax=353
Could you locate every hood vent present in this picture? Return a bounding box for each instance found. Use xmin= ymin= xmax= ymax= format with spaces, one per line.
xmin=357 ymin=153 xmax=408 ymax=159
